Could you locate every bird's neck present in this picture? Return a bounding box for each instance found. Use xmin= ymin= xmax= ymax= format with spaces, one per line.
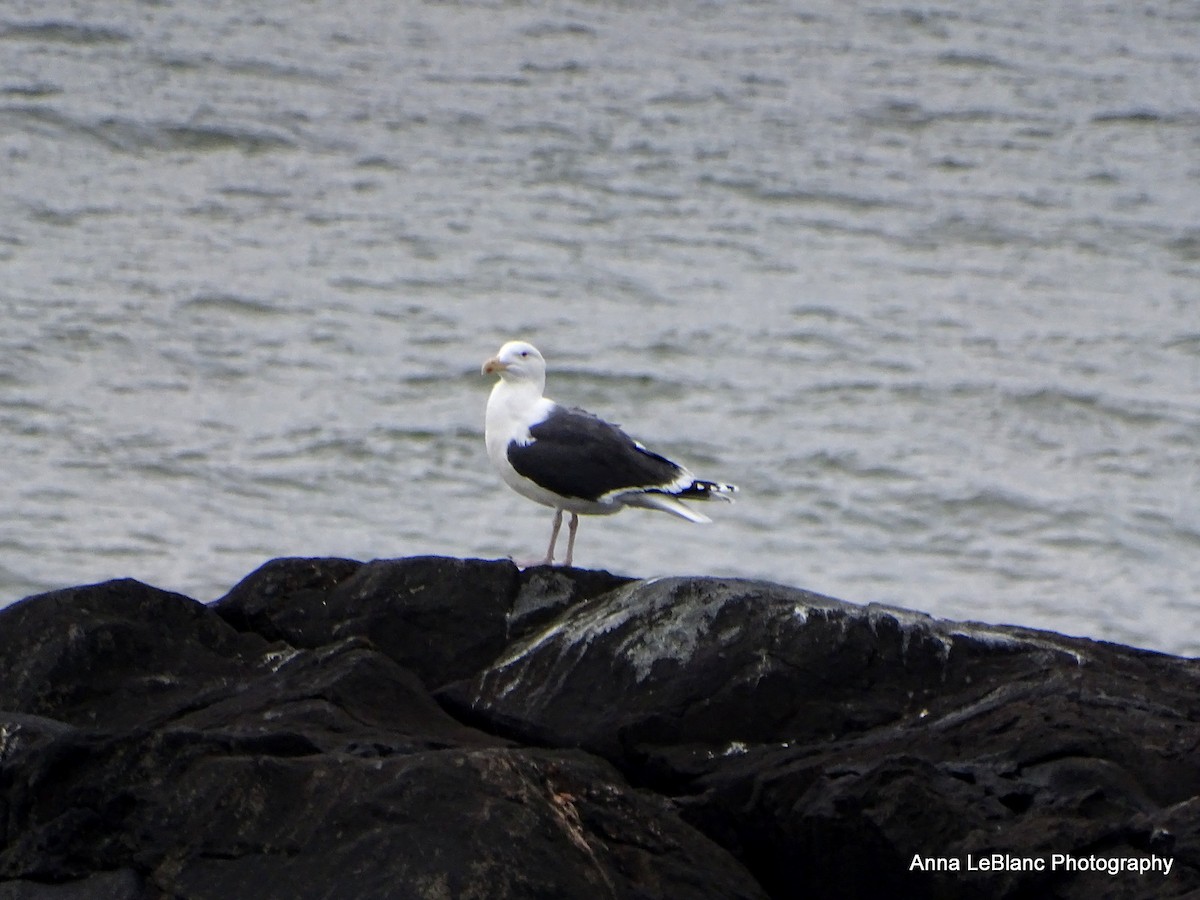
xmin=487 ymin=378 xmax=547 ymax=432
xmin=490 ymin=377 xmax=541 ymax=408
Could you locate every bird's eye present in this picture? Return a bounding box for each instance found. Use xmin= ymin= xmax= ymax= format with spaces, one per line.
xmin=519 ymin=350 xmax=530 ymax=358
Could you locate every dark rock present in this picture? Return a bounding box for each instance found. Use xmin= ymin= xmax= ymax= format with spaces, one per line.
xmin=213 ymin=556 xmax=512 ymax=689
xmin=212 ymin=556 xmax=632 ymax=690
xmin=0 ymin=578 xmax=269 ymax=729
xmin=508 ymin=564 xmax=637 ymax=634
xmin=210 ymin=556 xmax=364 ymax=641
xmin=0 ymin=565 xmax=764 ymax=899
xmin=2 ymin=560 xmax=1197 ymax=899
xmin=440 ymin=576 xmax=1200 ymax=899
xmin=0 ymin=867 xmax=148 ymax=900
xmin=4 ymin=728 xmax=762 ymax=899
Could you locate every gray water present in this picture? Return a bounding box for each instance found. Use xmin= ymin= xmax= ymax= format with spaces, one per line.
xmin=2 ymin=0 xmax=1198 ymax=655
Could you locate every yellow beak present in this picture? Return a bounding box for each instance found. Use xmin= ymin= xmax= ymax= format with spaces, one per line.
xmin=482 ymin=356 xmax=507 ymax=375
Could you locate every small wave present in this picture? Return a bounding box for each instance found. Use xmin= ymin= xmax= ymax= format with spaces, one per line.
xmin=1165 ymin=334 xmax=1200 ymax=356
xmin=698 ymin=174 xmax=892 ymax=211
xmin=252 ymin=435 xmax=377 ymax=464
xmin=139 ymin=122 xmax=295 ymax=153
xmin=801 ymin=449 xmax=913 ymax=482
xmin=857 ymin=98 xmax=934 ymax=129
xmin=1 ymin=82 xmax=59 ymax=98
xmin=520 ymin=60 xmax=587 ymax=77
xmin=647 ymin=88 xmax=736 ymax=108
xmin=0 ymin=21 xmax=130 ymax=44
xmin=146 ymin=47 xmax=343 ymax=86
xmin=552 ymin=367 xmax=690 ymax=402
xmin=0 ymin=106 xmax=295 ymax=153
xmin=936 ymin=51 xmax=1012 ymax=70
xmin=1091 ymin=110 xmax=1189 ymax=126
xmin=790 ymin=304 xmax=857 ymax=322
xmin=935 ymin=487 xmax=1047 ymax=519
xmin=913 ymin=213 xmax=1032 ymax=249
xmin=520 ymin=22 xmax=597 ymax=39
xmin=1010 ymin=386 xmax=1183 ymax=429
xmin=1166 ymin=231 xmax=1200 ymax=262
xmin=182 ymin=293 xmax=286 ymax=317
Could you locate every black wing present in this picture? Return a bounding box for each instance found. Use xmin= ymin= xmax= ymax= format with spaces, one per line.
xmin=507 ymin=405 xmax=684 ymax=502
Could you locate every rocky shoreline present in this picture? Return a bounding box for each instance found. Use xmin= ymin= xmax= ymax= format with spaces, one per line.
xmin=1 ymin=557 xmax=1197 ymax=899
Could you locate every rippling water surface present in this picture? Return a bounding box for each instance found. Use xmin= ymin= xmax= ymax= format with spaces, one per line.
xmin=2 ymin=0 xmax=1198 ymax=654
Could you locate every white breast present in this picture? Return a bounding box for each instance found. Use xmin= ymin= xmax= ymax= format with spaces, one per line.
xmin=485 ymin=382 xmax=556 ymax=505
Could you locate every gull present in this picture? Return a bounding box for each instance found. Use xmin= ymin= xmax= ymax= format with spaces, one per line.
xmin=482 ymin=340 xmax=736 ymax=566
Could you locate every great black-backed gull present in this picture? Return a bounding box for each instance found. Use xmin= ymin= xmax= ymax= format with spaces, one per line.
xmin=482 ymin=340 xmax=737 ymax=567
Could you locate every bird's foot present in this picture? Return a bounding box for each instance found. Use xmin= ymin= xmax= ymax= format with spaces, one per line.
xmin=509 ymin=555 xmax=555 ymax=569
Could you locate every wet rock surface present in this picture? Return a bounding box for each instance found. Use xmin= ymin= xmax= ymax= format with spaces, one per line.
xmin=1 ymin=557 xmax=1197 ymax=898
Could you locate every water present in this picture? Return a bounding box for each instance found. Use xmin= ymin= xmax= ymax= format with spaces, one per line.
xmin=2 ymin=0 xmax=1198 ymax=655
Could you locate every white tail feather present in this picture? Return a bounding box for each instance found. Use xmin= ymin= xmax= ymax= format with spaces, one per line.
xmin=624 ymin=492 xmax=713 ymax=523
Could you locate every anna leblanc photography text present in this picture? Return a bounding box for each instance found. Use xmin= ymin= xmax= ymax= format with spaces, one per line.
xmin=909 ymin=853 xmax=1175 ymax=876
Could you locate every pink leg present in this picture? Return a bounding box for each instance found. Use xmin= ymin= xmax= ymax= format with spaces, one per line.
xmin=543 ymin=509 xmax=563 ymax=565
xmin=564 ymin=513 xmax=579 ymax=567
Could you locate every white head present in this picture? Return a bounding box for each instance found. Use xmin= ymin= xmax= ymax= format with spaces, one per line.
xmin=482 ymin=341 xmax=547 ymax=390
